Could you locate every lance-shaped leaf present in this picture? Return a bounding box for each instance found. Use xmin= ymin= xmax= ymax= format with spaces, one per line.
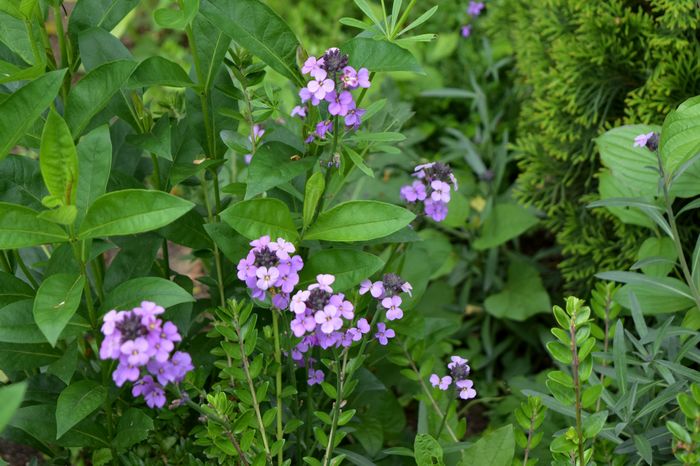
xmin=0 ymin=202 xmax=69 ymax=249
xmin=33 ymin=273 xmax=85 ymax=346
xmin=55 ymin=380 xmax=107 ymax=439
xmin=40 ymin=109 xmax=79 ymax=205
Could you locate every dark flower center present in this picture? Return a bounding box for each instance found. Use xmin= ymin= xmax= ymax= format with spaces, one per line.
xmin=307 ymin=289 xmax=331 ymax=310
xmin=254 ymin=247 xmax=278 ymax=268
xmin=116 ymin=313 xmax=148 ymax=341
xmin=423 ymin=163 xmax=453 ymax=184
xmin=450 ymin=364 xmax=470 ymax=381
xmin=322 ymin=49 xmax=349 ymax=74
xmin=382 ymin=273 xmax=406 ymax=296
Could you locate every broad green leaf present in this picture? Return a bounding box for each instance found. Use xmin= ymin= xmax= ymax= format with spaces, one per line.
xmin=221 ymin=198 xmax=298 ymax=242
xmin=342 ymin=38 xmax=422 ymax=73
xmin=0 ymin=155 xmax=46 ymax=209
xmin=636 ymin=237 xmax=676 ymax=277
xmin=596 ymin=171 xmax=655 ymax=227
xmin=99 ymin=277 xmax=194 ymax=314
xmin=113 ymin=408 xmax=154 ymax=450
xmin=596 ymin=271 xmax=693 ymax=300
xmin=56 ymin=380 xmax=107 ymax=439
xmin=0 ymin=69 xmax=66 ymax=160
xmin=0 ymin=382 xmax=26 ymax=433
xmin=65 ymin=60 xmax=137 ymax=137
xmin=127 ymin=56 xmax=194 ymax=88
xmin=303 ymin=172 xmax=325 ymax=229
xmin=77 ymin=27 xmax=132 ymax=71
xmin=460 ymin=425 xmax=515 ymax=466
xmin=126 ymin=117 xmax=172 ymax=160
xmin=0 ymin=11 xmax=34 ymax=63
xmin=0 ymin=202 xmax=69 ymax=249
xmin=190 ymin=14 xmax=231 ymax=91
xmin=47 ymin=341 xmax=79 ymax=385
xmin=159 ymin=209 xmax=211 ymax=250
xmin=484 ymin=259 xmax=551 ymax=321
xmin=154 ymin=0 xmax=199 ymax=30
xmin=68 ymin=0 xmax=140 ymax=36
xmin=304 ymin=201 xmax=415 ymax=242
xmin=660 ymin=96 xmax=700 ymax=175
xmin=246 ymin=143 xmax=315 ymax=199
xmin=0 ymin=271 xmax=34 ymax=307
xmin=615 ymin=283 xmax=695 ymax=314
xmin=37 ymin=205 xmax=78 ymax=225
xmin=0 ymin=299 xmax=87 ymax=344
xmin=300 ymin=249 xmax=384 ymax=292
xmin=200 ymin=0 xmax=302 ymax=84
xmin=414 ymin=434 xmax=444 ymax=466
xmin=473 ymin=202 xmax=539 ymax=250
xmin=40 ymin=109 xmax=79 ymax=205
xmin=0 ymin=342 xmax=61 ymax=370
xmin=33 ymin=273 xmax=85 ymax=346
xmin=203 ymin=222 xmax=249 ymax=263
xmin=75 ymin=125 xmax=112 ymax=224
xmin=78 ymin=189 xmax=194 ymax=239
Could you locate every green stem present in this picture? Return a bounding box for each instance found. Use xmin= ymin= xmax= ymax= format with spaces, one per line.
xmin=569 ymin=317 xmax=585 ymax=464
xmin=200 ymin=173 xmax=227 ymax=306
xmin=272 ymin=310 xmax=284 ymax=466
xmin=391 ymin=0 xmax=417 ymax=39
xmin=0 ymin=251 xmax=11 ymax=273
xmin=13 ymin=250 xmax=38 ymax=289
xmin=91 ymin=256 xmax=105 ymax=303
xmin=322 ymin=350 xmax=349 ymax=466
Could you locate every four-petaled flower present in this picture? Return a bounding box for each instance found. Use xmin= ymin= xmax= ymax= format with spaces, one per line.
xmin=430 ymin=374 xmax=453 ymax=390
xmin=256 ymin=266 xmax=279 ymax=290
xmin=375 ymin=322 xmax=395 ymax=345
xmin=457 ymin=379 xmax=477 ymax=399
xmin=382 ymin=295 xmax=404 ymax=321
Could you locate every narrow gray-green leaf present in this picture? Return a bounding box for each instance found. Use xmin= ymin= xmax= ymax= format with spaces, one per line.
xmin=0 ymin=202 xmax=70 ymax=249
xmin=33 ymin=273 xmax=85 ymax=346
xmin=56 ymin=380 xmax=107 ymax=439
xmin=613 ymin=320 xmax=627 ymax=395
xmin=304 ymin=201 xmax=415 ymax=242
xmin=0 ymin=69 xmax=66 ymax=160
xmin=78 ymin=189 xmax=194 ymax=239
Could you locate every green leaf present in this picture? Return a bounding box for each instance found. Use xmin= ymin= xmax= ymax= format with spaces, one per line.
xmin=484 ymin=259 xmax=550 ymax=321
xmin=0 ymin=271 xmax=34 ymax=307
xmin=40 ymin=108 xmax=79 ymax=205
xmin=353 ymin=0 xmax=385 ymax=33
xmin=635 ymin=237 xmax=676 ymax=277
xmin=220 ymin=198 xmax=298 ymax=242
xmin=33 ymin=273 xmax=85 ymax=346
xmin=473 ymin=202 xmax=539 ymax=250
xmin=660 ymin=96 xmax=700 ymax=175
xmin=596 ymin=271 xmax=694 ymax=301
xmin=113 ymin=408 xmax=154 ymax=450
xmin=246 ymin=143 xmax=314 ymax=199
xmin=583 ymin=411 xmax=607 ymax=438
xmin=127 ymin=56 xmax=194 ymax=88
xmin=461 ymin=424 xmax=515 ymax=466
xmin=203 ymin=222 xmax=249 ymax=262
xmin=304 ymin=201 xmax=415 ymax=242
xmin=0 ymin=69 xmax=66 ymax=161
xmin=613 ymin=320 xmax=627 ymax=394
xmin=126 ymin=117 xmax=172 ymax=160
xmin=75 ymin=125 xmax=112 ymax=224
xmin=77 ymin=27 xmax=132 ymax=71
xmin=68 ymin=0 xmax=140 ymax=36
xmin=0 ymin=202 xmax=69 ymax=249
xmin=666 ymin=420 xmax=692 ymax=444
xmin=546 ymin=341 xmax=572 ymax=365
xmin=65 ymin=60 xmax=137 ymax=137
xmin=300 ymin=249 xmax=384 ymax=292
xmin=413 ymin=434 xmax=444 ymax=466
xmin=342 ymin=38 xmax=422 ymax=73
xmin=78 ymin=189 xmax=194 ymax=239
xmin=615 ymin=283 xmax=694 ymax=314
xmin=0 ymin=382 xmax=26 ymax=433
xmin=596 ymin=172 xmax=656 ymax=228
xmin=345 ymin=147 xmax=374 ymax=177
xmin=398 ymin=5 xmax=438 ymax=36
xmin=200 ymin=0 xmax=302 ymax=84
xmin=0 ymin=342 xmax=61 ymax=370
xmin=154 ymin=0 xmax=199 ymax=30
xmin=99 ymin=277 xmax=194 ymax=314
xmin=303 ymin=172 xmax=325 ymax=229
xmin=56 ymin=380 xmax=107 ymax=439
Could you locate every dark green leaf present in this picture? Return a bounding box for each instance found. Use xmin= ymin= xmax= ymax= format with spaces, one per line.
xmin=300 ymin=249 xmax=384 ymax=292
xmin=473 ymin=202 xmax=539 ymax=250
xmin=0 ymin=271 xmax=34 ymax=307
xmin=303 ymin=172 xmax=325 ymax=230
xmin=342 ymin=38 xmax=422 ymax=73
xmin=0 ymin=342 xmax=61 ymax=370
xmin=113 ymin=408 xmax=154 ymax=450
xmin=0 ymin=202 xmax=69 ymax=248
xmin=40 ymin=108 xmax=79 ymax=205
xmin=461 ymin=425 xmax=514 ymax=465
xmin=246 ymin=143 xmax=314 ymax=199
xmin=127 ymin=56 xmax=194 ymax=88
xmin=56 ymin=380 xmax=106 ymax=439
xmin=33 ymin=273 xmax=85 ymax=346
xmin=221 ymin=198 xmax=298 ymax=242
xmin=75 ymin=125 xmax=112 ymax=224
xmin=99 ymin=277 xmax=194 ymax=314
xmin=0 ymin=382 xmax=26 ymax=433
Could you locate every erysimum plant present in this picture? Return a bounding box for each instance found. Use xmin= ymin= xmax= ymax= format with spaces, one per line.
xmin=0 ymin=0 xmax=446 ymax=464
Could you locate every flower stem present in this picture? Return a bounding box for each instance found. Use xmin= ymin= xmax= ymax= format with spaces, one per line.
xmin=272 ymin=310 xmax=284 ymax=466
xmin=322 ymin=350 xmax=349 ymax=466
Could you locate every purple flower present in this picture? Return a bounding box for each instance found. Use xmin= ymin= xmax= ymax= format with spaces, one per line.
xmin=430 ymin=180 xmax=451 ymax=203
xmin=457 ymin=379 xmax=477 ymax=399
xmin=326 ymin=90 xmax=354 ymax=116
xmin=425 ymin=199 xmax=448 ymax=222
xmin=382 ymin=295 xmax=404 ymax=321
xmin=341 ymin=66 xmax=371 ymax=90
xmin=467 ymin=1 xmax=485 ymax=16
xmin=356 ymin=318 xmax=370 ymax=334
xmin=400 ymin=180 xmax=428 ymax=203
xmin=306 ymin=78 xmax=335 ymax=100
xmin=132 ymin=376 xmax=166 ymax=408
xmin=121 ymin=338 xmax=150 ymax=366
xmin=359 ymin=279 xmax=384 ymax=298
xmin=344 ymin=104 xmax=366 ymax=129
xmin=291 ymin=105 xmax=307 ymax=118
xmin=291 ymin=290 xmax=310 ymax=314
xmin=430 ymin=374 xmax=453 ymax=390
xmin=461 ymin=25 xmax=472 ymax=38
xmin=101 ymin=310 xmax=123 ymax=335
xmin=256 ymin=266 xmax=280 ymax=290
xmin=315 ymin=120 xmax=333 ymax=139
xmin=307 ymin=369 xmax=324 ymax=386
xmin=169 ymin=351 xmax=194 ymax=382
xmin=310 ymin=274 xmax=335 ymax=292
xmin=448 ymin=355 xmax=469 ymax=370
xmin=299 ymin=87 xmax=321 ymax=106
xmin=302 ymin=56 xmax=327 ymax=80
xmin=315 ymin=305 xmax=343 ymax=334
xmin=374 ymin=323 xmax=395 ymax=345
xmin=272 ymin=293 xmax=290 ymax=309
xmin=113 ymin=362 xmax=140 ymax=387
xmin=633 ymin=132 xmax=656 ymax=148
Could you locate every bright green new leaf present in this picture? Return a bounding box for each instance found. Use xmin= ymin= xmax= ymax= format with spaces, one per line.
xmin=78 ymin=189 xmax=194 ymax=239
xmin=33 ymin=273 xmax=85 ymax=346
xmin=55 ymin=380 xmax=107 ymax=439
xmin=636 ymin=237 xmax=676 ymax=277
xmin=473 ymin=202 xmax=539 ymax=250
xmin=300 ymin=249 xmax=384 ymax=292
xmin=0 ymin=69 xmax=66 ymax=161
xmin=0 ymin=382 xmax=26 ymax=433
xmin=303 ymin=172 xmax=325 ymax=229
xmin=414 ymin=434 xmax=444 ymax=466
xmin=0 ymin=202 xmax=69 ymax=249
xmin=221 ymin=198 xmax=299 ymax=242
xmin=304 ymin=201 xmax=415 ymax=242
xmin=40 ymin=109 xmax=79 ymax=205
xmin=75 ymin=125 xmax=112 ymax=224
xmin=154 ymin=0 xmax=199 ymax=30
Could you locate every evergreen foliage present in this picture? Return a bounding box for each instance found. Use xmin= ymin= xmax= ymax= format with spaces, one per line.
xmin=492 ymin=0 xmax=700 ymax=291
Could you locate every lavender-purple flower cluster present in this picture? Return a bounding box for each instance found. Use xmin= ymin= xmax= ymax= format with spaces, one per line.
xmin=430 ymin=356 xmax=477 ymax=400
xmin=100 ymin=301 xmax=193 ymax=408
xmin=461 ymin=1 xmax=485 ymax=38
xmin=292 ymin=47 xmax=371 ymax=142
xmin=400 ymin=162 xmax=458 ymax=222
xmin=236 ymin=236 xmax=304 ymax=309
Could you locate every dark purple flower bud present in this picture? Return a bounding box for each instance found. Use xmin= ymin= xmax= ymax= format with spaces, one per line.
xmin=321 ymin=47 xmax=349 ymax=74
